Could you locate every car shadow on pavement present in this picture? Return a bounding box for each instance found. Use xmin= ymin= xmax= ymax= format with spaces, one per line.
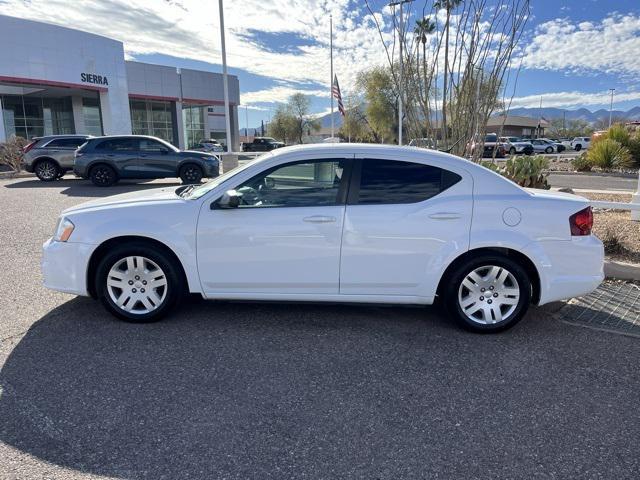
xmin=5 ymin=297 xmax=638 ymax=478
xmin=0 ymin=297 xmax=462 ymax=478
xmin=4 ymin=178 xmax=183 ymax=197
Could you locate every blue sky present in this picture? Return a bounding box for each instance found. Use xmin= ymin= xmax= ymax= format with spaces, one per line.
xmin=1 ymin=0 xmax=639 ymax=127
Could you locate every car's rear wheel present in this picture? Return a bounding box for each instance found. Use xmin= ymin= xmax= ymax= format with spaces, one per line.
xmin=179 ymin=164 xmax=203 ymax=184
xmin=444 ymin=255 xmax=531 ymax=333
xmin=34 ymin=159 xmax=60 ymax=182
xmin=545 ymin=146 xmax=553 ymax=154
xmin=95 ymin=243 xmax=185 ymax=322
xmin=90 ymin=164 xmax=118 ymax=187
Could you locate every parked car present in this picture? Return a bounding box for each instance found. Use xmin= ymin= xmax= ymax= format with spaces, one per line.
xmin=73 ymin=135 xmax=220 ymax=187
xmin=499 ymin=137 xmax=533 ymax=155
xmin=571 ymin=137 xmax=591 ymax=151
xmin=241 ymin=137 xmax=285 ymax=152
xmin=473 ymin=134 xmax=507 ymax=158
xmin=193 ymin=139 xmax=224 ymax=153
xmin=21 ymin=135 xmax=92 ymax=181
xmin=409 ymin=138 xmax=436 ymax=149
xmin=530 ymin=138 xmax=560 ymax=154
xmin=42 ymin=144 xmax=604 ymax=333
xmin=540 ymin=138 xmax=566 ymax=152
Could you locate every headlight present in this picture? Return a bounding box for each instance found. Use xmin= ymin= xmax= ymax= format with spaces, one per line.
xmin=54 ymin=217 xmax=75 ymax=242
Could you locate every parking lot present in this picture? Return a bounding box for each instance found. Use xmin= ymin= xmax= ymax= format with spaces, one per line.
xmin=1 ymin=175 xmax=640 ymax=479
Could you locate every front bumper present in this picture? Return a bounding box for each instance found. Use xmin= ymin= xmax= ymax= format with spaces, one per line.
xmin=41 ymin=238 xmax=95 ymax=296
xmin=203 ymin=161 xmax=220 ymax=178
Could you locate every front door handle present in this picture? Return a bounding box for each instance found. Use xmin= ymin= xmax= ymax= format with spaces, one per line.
xmin=429 ymin=212 xmax=462 ymax=220
xmin=303 ymin=215 xmax=336 ymax=223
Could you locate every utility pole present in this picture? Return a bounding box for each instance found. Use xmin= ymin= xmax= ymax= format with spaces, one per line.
xmin=330 ymin=14 xmax=334 ymax=140
xmin=389 ymin=0 xmax=410 ymax=146
xmin=218 ymin=0 xmax=232 ymax=153
xmin=245 ymin=105 xmax=249 ymax=139
xmin=608 ymin=88 xmax=615 ymax=129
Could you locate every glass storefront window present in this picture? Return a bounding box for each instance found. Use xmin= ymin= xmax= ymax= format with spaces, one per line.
xmin=183 ymin=105 xmax=206 ymax=149
xmin=1 ymin=94 xmax=77 ymax=140
xmin=129 ymin=99 xmax=176 ymax=145
xmin=83 ymin=97 xmax=103 ymax=136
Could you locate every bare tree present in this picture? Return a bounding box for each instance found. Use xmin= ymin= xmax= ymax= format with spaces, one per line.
xmin=365 ymin=0 xmax=530 ymax=159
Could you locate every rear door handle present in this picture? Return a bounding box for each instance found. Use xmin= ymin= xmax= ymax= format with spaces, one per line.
xmin=429 ymin=212 xmax=462 ymax=220
xmin=303 ymin=215 xmax=336 ymax=223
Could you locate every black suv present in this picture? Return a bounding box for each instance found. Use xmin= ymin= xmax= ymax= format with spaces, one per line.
xmin=73 ymin=135 xmax=220 ymax=186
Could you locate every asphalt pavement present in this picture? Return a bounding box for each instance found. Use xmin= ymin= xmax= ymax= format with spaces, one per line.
xmin=548 ymin=172 xmax=639 ymax=192
xmin=1 ymin=176 xmax=639 ymax=479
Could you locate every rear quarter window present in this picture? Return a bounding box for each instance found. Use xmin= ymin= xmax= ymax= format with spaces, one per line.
xmin=354 ymin=158 xmax=462 ymax=205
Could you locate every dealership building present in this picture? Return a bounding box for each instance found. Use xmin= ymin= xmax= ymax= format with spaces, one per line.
xmin=0 ymin=15 xmax=240 ymax=150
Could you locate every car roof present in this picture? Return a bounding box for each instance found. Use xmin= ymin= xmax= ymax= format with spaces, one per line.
xmin=37 ymin=134 xmax=92 ymax=140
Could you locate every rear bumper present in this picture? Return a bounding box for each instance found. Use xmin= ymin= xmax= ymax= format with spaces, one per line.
xmin=22 ymin=162 xmax=34 ymax=173
xmin=41 ymin=238 xmax=95 ymax=296
xmin=525 ymin=236 xmax=604 ymax=305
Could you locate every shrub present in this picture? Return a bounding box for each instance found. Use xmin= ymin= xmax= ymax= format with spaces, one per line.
xmin=0 ymin=136 xmax=28 ymax=172
xmin=572 ymin=154 xmax=593 ymax=172
xmin=501 ymin=155 xmax=550 ymax=189
xmin=601 ymin=228 xmax=628 ymax=256
xmin=586 ymin=138 xmax=633 ymax=170
xmin=479 ymin=160 xmax=500 ymax=172
xmin=603 ymin=124 xmax=630 ymax=146
xmin=627 ymin=131 xmax=640 ymax=168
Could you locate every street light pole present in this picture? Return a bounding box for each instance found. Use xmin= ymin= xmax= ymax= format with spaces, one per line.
xmin=608 ymin=88 xmax=615 ymax=129
xmin=389 ymin=0 xmax=410 ymax=146
xmin=218 ymin=0 xmax=233 ymax=153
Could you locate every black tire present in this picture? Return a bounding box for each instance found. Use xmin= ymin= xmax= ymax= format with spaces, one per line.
xmin=574 ymin=144 xmax=582 ymax=151
xmin=90 ymin=164 xmax=118 ymax=187
xmin=443 ymin=255 xmax=531 ymax=333
xmin=179 ymin=164 xmax=203 ymax=184
xmin=34 ymin=159 xmax=60 ymax=182
xmin=545 ymin=146 xmax=553 ymax=154
xmin=95 ymin=242 xmax=185 ymax=323
xmin=509 ymin=147 xmax=516 ymax=155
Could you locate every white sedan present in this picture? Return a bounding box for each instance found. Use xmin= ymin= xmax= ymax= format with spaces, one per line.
xmin=42 ymin=144 xmax=604 ymax=332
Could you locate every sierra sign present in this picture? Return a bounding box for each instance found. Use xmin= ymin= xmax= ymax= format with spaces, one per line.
xmin=80 ymin=73 xmax=108 ymax=86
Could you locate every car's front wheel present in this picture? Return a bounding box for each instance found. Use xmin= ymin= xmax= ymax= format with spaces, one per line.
xmin=545 ymin=146 xmax=554 ymax=154
xmin=509 ymin=147 xmax=516 ymax=155
xmin=34 ymin=159 xmax=60 ymax=181
xmin=179 ymin=164 xmax=203 ymax=184
xmin=444 ymin=255 xmax=531 ymax=333
xmin=574 ymin=144 xmax=582 ymax=151
xmin=95 ymin=243 xmax=185 ymax=322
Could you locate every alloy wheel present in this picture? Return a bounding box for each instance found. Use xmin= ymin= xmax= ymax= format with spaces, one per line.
xmin=93 ymin=167 xmax=114 ymax=186
xmin=457 ymin=265 xmax=520 ymax=325
xmin=36 ymin=161 xmax=57 ymax=180
xmin=106 ymin=256 xmax=168 ymax=314
xmin=183 ymin=167 xmax=201 ymax=183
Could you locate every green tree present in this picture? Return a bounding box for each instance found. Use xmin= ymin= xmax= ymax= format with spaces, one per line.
xmin=356 ymin=66 xmax=397 ymax=143
xmin=267 ymin=104 xmax=297 ymax=144
xmin=288 ymin=93 xmax=320 ymax=144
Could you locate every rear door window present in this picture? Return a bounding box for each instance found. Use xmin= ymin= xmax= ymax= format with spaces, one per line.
xmin=351 ymin=159 xmax=461 ymax=205
xmin=95 ymin=138 xmax=138 ymax=151
xmin=45 ymin=138 xmax=87 ymax=149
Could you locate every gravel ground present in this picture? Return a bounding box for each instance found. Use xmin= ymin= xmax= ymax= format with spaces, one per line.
xmin=581 ymin=192 xmax=640 ymax=264
xmin=1 ymin=176 xmax=640 ymax=479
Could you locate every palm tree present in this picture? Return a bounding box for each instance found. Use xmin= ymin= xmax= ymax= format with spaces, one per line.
xmin=414 ymin=17 xmax=435 ymax=67
xmin=434 ymin=0 xmax=462 ymax=148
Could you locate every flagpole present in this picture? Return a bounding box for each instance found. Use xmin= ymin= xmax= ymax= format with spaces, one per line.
xmin=330 ymin=14 xmax=334 ymax=140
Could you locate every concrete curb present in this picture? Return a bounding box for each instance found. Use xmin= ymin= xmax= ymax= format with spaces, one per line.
xmin=604 ymin=259 xmax=640 ymax=281
xmin=0 ymin=171 xmax=33 ymax=179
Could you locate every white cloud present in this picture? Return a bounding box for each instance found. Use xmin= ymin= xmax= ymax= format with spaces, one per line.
xmin=524 ymin=14 xmax=640 ymax=76
xmin=241 ymin=86 xmax=327 ymax=105
xmin=509 ymin=90 xmax=640 ymax=109
xmin=0 ymin=0 xmax=392 ymax=95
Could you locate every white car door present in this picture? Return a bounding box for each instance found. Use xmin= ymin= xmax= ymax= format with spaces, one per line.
xmin=339 ymin=156 xmax=473 ymax=300
xmin=196 ymin=157 xmax=351 ymax=296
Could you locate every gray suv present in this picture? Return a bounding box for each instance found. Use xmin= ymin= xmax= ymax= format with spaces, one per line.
xmin=73 ymin=135 xmax=220 ymax=187
xmin=22 ymin=135 xmax=92 ymax=181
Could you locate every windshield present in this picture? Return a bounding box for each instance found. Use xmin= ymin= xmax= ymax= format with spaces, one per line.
xmin=182 ymin=152 xmax=274 ymax=199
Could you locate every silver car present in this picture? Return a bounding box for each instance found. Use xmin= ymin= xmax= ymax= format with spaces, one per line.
xmin=22 ymin=135 xmax=92 ymax=181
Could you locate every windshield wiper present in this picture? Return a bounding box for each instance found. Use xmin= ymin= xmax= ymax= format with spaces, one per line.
xmin=177 ymin=184 xmax=196 ymax=198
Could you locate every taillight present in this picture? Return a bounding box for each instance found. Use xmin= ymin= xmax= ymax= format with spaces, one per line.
xmin=22 ymin=140 xmax=37 ymax=153
xmin=570 ymin=206 xmax=593 ymax=236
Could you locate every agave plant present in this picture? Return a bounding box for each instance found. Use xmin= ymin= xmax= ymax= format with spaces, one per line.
xmin=587 ymin=139 xmax=633 ymax=170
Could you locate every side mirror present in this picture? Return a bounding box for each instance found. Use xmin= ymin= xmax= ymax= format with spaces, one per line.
xmin=212 ymin=189 xmax=241 ymax=209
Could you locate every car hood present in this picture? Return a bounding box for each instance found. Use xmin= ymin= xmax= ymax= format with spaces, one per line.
xmin=63 ymin=186 xmax=183 ymax=214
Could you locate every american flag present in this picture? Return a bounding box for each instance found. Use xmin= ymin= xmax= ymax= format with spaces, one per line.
xmin=332 ymin=75 xmax=345 ymax=116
